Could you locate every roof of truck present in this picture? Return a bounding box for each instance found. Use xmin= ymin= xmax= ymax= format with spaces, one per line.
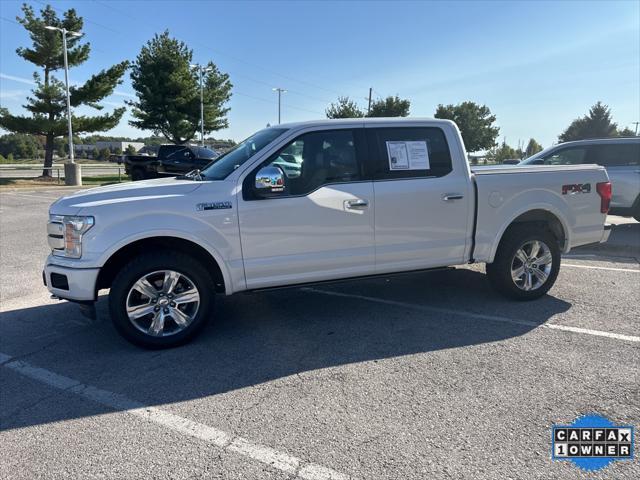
xmin=272 ymin=117 xmax=455 ymax=129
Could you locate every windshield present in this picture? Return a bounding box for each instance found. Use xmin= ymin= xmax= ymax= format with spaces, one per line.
xmin=195 ymin=146 xmax=218 ymax=159
xmin=202 ymin=128 xmax=288 ymax=180
xmin=520 ymin=146 xmax=556 ymax=165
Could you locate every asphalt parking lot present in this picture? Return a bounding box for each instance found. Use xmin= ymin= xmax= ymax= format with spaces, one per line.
xmin=1 ymin=188 xmax=639 ymax=479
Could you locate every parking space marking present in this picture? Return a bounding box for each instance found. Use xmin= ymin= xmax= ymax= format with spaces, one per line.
xmin=302 ymin=288 xmax=640 ymax=343
xmin=562 ymin=263 xmax=639 ymax=273
xmin=0 ymin=354 xmax=353 ymax=480
xmin=1 ymin=192 xmax=61 ymax=201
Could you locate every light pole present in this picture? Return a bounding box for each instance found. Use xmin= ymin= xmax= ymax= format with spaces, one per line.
xmin=272 ymin=87 xmax=287 ymax=124
xmin=190 ymin=64 xmax=212 ymax=146
xmin=46 ymin=25 xmax=83 ymax=185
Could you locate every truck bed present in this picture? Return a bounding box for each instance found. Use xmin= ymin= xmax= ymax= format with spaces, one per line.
xmin=470 ymin=163 xmax=609 ymax=262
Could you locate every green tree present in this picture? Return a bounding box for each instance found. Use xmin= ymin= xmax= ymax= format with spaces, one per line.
xmin=559 ymin=102 xmax=619 ymax=142
xmin=0 ymin=4 xmax=128 ymax=176
xmin=325 ymin=96 xmax=365 ymax=119
xmin=129 ymin=31 xmax=232 ymax=144
xmin=618 ymin=127 xmax=636 ymax=137
xmin=92 ymin=147 xmax=100 ymax=159
xmin=125 ymin=144 xmax=137 ymax=155
xmin=525 ymin=138 xmax=543 ymax=157
xmin=486 ymin=142 xmax=518 ymax=164
xmin=435 ymin=101 xmax=499 ymax=152
xmin=368 ymin=95 xmax=410 ymax=117
xmin=98 ymin=147 xmax=111 ymax=161
xmin=0 ymin=133 xmax=40 ymax=159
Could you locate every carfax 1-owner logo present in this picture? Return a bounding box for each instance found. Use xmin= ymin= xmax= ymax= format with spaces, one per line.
xmin=552 ymin=414 xmax=635 ymax=471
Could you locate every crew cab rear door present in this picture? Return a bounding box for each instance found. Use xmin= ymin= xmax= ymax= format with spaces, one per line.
xmin=366 ymin=124 xmax=471 ymax=273
xmin=237 ymin=127 xmax=375 ymax=289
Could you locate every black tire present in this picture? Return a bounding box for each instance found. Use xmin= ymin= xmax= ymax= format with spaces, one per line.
xmin=486 ymin=225 xmax=561 ymax=300
xmin=109 ymin=251 xmax=215 ymax=348
xmin=131 ymin=167 xmax=146 ymax=181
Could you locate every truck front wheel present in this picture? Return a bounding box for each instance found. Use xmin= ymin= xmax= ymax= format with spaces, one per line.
xmin=130 ymin=167 xmax=146 ymax=181
xmin=108 ymin=251 xmax=215 ymax=348
xmin=486 ymin=225 xmax=560 ymax=300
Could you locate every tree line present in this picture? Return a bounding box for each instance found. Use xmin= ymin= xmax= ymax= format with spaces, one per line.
xmin=0 ymin=4 xmax=636 ymax=175
xmin=327 ymin=95 xmax=636 ymax=161
xmin=0 ymin=4 xmax=232 ymax=176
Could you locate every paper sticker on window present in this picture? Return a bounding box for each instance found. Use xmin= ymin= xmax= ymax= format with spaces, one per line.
xmin=386 ymin=141 xmax=430 ymax=170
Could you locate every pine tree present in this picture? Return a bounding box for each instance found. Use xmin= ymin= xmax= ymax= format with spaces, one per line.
xmin=0 ymin=4 xmax=128 ymax=176
xmin=128 ymin=31 xmax=232 ymax=144
xmin=559 ymin=102 xmax=619 ymax=142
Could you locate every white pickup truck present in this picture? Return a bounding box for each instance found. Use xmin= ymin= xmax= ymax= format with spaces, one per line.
xmin=44 ymin=119 xmax=612 ymax=348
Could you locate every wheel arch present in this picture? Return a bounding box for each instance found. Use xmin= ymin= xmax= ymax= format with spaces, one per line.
xmin=489 ymin=207 xmax=570 ymax=263
xmin=96 ymin=236 xmax=227 ymax=295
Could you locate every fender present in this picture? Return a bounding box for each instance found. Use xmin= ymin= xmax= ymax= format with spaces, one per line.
xmin=475 ymin=188 xmax=573 ymax=263
xmin=84 ymin=213 xmax=241 ymax=294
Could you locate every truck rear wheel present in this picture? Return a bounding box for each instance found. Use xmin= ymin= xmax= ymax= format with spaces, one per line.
xmin=108 ymin=251 xmax=215 ymax=348
xmin=486 ymin=225 xmax=560 ymax=300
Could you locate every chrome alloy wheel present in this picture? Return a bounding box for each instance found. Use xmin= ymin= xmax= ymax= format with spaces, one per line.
xmin=125 ymin=270 xmax=200 ymax=337
xmin=510 ymin=240 xmax=553 ymax=291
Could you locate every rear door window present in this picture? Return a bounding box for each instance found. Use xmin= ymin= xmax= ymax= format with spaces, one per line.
xmin=591 ymin=143 xmax=640 ymax=166
xmin=366 ymin=127 xmax=453 ymax=179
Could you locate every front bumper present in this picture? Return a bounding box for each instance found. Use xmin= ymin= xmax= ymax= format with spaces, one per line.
xmin=600 ymin=224 xmax=612 ymax=243
xmin=43 ymin=259 xmax=100 ymax=302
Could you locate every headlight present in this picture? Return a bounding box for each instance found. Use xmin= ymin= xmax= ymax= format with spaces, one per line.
xmin=48 ymin=215 xmax=94 ymax=258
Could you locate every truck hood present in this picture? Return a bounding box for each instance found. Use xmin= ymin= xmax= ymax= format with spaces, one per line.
xmin=50 ymin=177 xmax=204 ymax=215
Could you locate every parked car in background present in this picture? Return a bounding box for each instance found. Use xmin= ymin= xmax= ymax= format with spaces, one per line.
xmin=124 ymin=144 xmax=219 ymax=180
xmin=519 ymin=138 xmax=640 ymax=221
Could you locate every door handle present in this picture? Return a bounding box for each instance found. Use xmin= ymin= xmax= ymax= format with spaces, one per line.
xmin=442 ymin=193 xmax=464 ymax=201
xmin=344 ymin=199 xmax=369 ymax=210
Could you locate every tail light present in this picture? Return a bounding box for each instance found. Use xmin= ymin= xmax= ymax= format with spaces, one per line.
xmin=596 ymin=182 xmax=611 ymax=214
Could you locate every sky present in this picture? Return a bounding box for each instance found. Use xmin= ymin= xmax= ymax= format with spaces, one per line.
xmin=0 ymin=0 xmax=639 ymax=149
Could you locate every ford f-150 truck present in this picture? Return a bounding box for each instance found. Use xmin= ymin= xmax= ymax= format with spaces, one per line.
xmin=44 ymin=118 xmax=612 ymax=348
xmin=124 ymin=144 xmax=218 ymax=180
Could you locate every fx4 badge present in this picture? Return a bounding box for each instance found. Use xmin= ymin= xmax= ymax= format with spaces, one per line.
xmin=196 ymin=201 xmax=233 ymax=211
xmin=562 ymin=183 xmax=591 ymax=195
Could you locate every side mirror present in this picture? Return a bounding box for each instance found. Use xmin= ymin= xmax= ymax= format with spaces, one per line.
xmin=254 ymin=166 xmax=286 ymax=198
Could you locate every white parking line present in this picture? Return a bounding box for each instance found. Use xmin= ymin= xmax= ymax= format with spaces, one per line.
xmin=0 ymin=354 xmax=352 ymax=480
xmin=302 ymin=288 xmax=640 ymax=343
xmin=1 ymin=191 xmax=61 ymax=201
xmin=562 ymin=263 xmax=639 ymax=273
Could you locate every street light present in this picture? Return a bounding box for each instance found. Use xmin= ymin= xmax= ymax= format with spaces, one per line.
xmin=190 ymin=64 xmax=213 ymax=146
xmin=45 ymin=25 xmax=83 ymax=185
xmin=272 ymin=87 xmax=287 ymax=124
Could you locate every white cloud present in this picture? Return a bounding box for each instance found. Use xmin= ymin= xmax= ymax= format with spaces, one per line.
xmin=0 ymin=73 xmax=36 ymax=86
xmin=113 ymin=90 xmax=135 ymax=98
xmin=0 ymin=89 xmax=28 ymax=100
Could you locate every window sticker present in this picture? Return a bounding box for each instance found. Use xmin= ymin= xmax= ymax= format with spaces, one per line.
xmin=386 ymin=141 xmax=430 ymax=170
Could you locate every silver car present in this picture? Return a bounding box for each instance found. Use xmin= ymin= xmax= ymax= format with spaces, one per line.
xmin=520 ymin=138 xmax=640 ymax=221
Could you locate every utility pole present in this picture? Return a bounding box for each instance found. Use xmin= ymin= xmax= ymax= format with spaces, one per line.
xmin=190 ymin=64 xmax=213 ymax=146
xmin=367 ymin=87 xmax=372 ymax=116
xmin=632 ymin=122 xmax=639 ymax=136
xmin=272 ymin=87 xmax=286 ymax=124
xmin=45 ymin=25 xmax=83 ymax=186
